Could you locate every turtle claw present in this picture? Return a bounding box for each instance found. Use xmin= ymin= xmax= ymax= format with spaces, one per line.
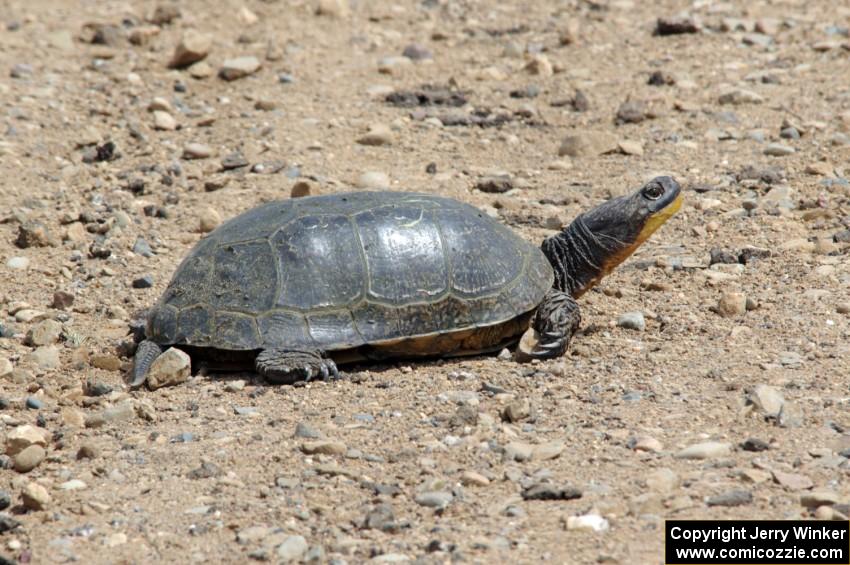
xmin=529 ymin=337 xmax=567 ymax=359
xmin=307 ymin=359 xmax=340 ymax=383
xmin=255 ymin=349 xmax=341 ymax=385
xmin=523 ymin=289 xmax=581 ymax=361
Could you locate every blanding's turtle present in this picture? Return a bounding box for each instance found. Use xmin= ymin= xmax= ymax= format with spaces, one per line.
xmin=132 ymin=176 xmax=682 ymax=385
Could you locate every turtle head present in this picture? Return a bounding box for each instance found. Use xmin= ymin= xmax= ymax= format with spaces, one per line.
xmin=544 ymin=176 xmax=682 ymax=297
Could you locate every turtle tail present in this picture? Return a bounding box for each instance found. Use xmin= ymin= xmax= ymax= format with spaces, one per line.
xmin=130 ymin=340 xmax=162 ymax=388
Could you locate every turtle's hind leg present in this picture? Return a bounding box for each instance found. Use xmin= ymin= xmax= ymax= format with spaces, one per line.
xmin=527 ymin=289 xmax=581 ymax=359
xmin=255 ymin=348 xmax=340 ymax=384
xmin=131 ymin=340 xmax=163 ymax=388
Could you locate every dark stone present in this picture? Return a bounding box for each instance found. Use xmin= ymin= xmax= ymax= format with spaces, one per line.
xmin=616 ymin=100 xmax=647 ymax=124
xmin=88 ymin=242 xmax=111 ymax=259
xmin=425 ymin=162 xmax=437 ymax=174
xmin=737 ymin=165 xmax=783 ymax=184
xmin=709 ymin=248 xmax=738 ymax=265
xmin=127 ymin=178 xmax=146 ymax=194
xmin=833 ymin=229 xmax=850 ymax=244
xmin=133 ymin=237 xmax=154 ymax=257
xmin=738 ymin=247 xmax=772 ymax=264
xmin=706 ymin=489 xmax=752 ymax=507
xmin=10 ymin=63 xmax=33 ymax=78
xmin=86 ymin=380 xmax=113 ymax=397
xmin=15 ymin=220 xmax=55 ymax=248
xmin=655 ymin=16 xmax=700 ymax=36
xmin=402 ymin=43 xmax=433 ymax=60
xmin=509 ymin=85 xmax=540 ymax=99
xmin=361 ymin=503 xmax=397 ymax=532
xmin=385 ymin=85 xmax=467 ymax=108
xmin=572 ymin=89 xmax=589 ymax=112
xmin=294 ymin=422 xmax=322 ymax=439
xmin=95 ymin=141 xmax=117 ymax=162
xmin=25 ymin=396 xmax=43 ymax=409
xmin=88 ymin=23 xmax=124 ymax=46
xmin=0 ymin=513 xmax=20 ymax=533
xmin=132 ymin=275 xmax=154 ymax=289
xmin=448 ymin=405 xmax=478 ymax=428
xmin=143 ymin=205 xmax=168 ymax=218
xmin=360 ymin=481 xmax=402 ymax=497
xmin=648 ymin=70 xmax=675 ymax=86
xmin=426 ymin=540 xmax=454 ymax=553
xmin=0 ymin=491 xmax=10 ymax=510
xmin=150 ymin=4 xmax=181 ymax=25
xmin=221 ymin=151 xmax=249 ymax=170
xmin=475 ymin=175 xmax=513 ymax=193
xmin=187 ymin=461 xmax=222 ymax=479
xmin=521 ymin=483 xmax=583 ymax=501
xmin=741 ymin=437 xmax=770 ymax=452
xmin=51 ymin=290 xmax=75 ymax=309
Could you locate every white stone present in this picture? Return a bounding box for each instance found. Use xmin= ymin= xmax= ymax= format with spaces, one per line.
xmin=675 ymin=441 xmax=732 ymax=460
xmin=146 ymin=347 xmax=191 ymax=390
xmin=357 ymin=171 xmax=390 ymax=189
xmin=6 ymin=257 xmax=30 ymax=270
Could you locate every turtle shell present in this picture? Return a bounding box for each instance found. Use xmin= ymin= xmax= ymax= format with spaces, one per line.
xmin=146 ymin=192 xmax=554 ymax=353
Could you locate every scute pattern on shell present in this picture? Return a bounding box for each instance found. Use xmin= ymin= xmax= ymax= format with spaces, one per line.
xmin=146 ymin=192 xmax=554 ymax=351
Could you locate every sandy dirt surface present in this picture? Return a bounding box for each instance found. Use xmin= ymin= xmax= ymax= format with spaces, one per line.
xmin=1 ymin=0 xmax=850 ymax=563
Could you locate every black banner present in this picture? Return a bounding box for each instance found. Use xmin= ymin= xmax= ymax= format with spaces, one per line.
xmin=666 ymin=521 xmax=849 ymax=564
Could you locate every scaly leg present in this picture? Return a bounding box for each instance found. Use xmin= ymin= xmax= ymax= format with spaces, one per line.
xmin=527 ymin=289 xmax=581 ymax=359
xmin=255 ymin=348 xmax=340 ymax=384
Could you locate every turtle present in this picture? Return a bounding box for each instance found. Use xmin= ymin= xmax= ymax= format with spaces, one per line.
xmin=131 ymin=176 xmax=682 ymax=386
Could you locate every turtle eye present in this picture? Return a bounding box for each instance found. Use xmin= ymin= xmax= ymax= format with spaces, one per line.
xmin=643 ymin=183 xmax=664 ymax=200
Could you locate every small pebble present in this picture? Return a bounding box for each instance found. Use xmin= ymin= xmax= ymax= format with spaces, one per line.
xmin=14 ymin=445 xmax=46 ymax=473
xmin=294 ymin=422 xmax=322 ymax=439
xmin=675 ymin=441 xmax=732 ymax=460
xmin=6 ymin=257 xmax=30 ymax=270
xmin=198 ymin=207 xmax=221 ymax=233
xmin=564 ymin=514 xmax=609 ymax=532
xmin=21 ymin=482 xmax=50 ymax=510
xmin=183 ymin=143 xmax=213 ymax=160
xmin=521 ymin=483 xmax=583 ymax=501
xmin=716 ymin=292 xmax=747 ymax=317
xmin=219 ymin=56 xmax=261 ymax=81
xmin=741 ymin=437 xmax=770 ymax=452
xmin=276 ymin=535 xmax=308 ymax=562
xmin=357 ymin=171 xmax=390 ymax=189
xmin=169 ymin=31 xmax=211 ymax=68
xmin=146 ymin=347 xmax=191 ymax=389
xmin=25 ymin=396 xmax=43 ymax=410
xmin=764 ymin=143 xmax=795 ymax=156
xmin=221 ymin=151 xmax=249 ymax=170
xmin=415 ymin=491 xmax=453 ymax=509
xmin=356 ymin=124 xmax=393 ymax=146
xmin=617 ymin=312 xmax=645 ymax=331
xmin=402 ymin=43 xmax=433 ymax=61
xmin=132 ymin=275 xmax=154 ymax=289
xmin=301 ymin=440 xmax=346 ymax=455
xmin=706 ymin=489 xmax=752 ymax=507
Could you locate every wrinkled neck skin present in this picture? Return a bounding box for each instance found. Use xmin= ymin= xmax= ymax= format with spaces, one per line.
xmin=541 ymin=215 xmax=629 ymax=298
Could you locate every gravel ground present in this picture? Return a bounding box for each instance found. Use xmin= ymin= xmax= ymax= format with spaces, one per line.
xmin=1 ymin=0 xmax=850 ymax=563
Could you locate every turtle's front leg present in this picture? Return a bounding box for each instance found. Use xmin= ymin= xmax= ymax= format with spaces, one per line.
xmin=526 ymin=289 xmax=581 ymax=359
xmin=255 ymin=348 xmax=340 ymax=384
